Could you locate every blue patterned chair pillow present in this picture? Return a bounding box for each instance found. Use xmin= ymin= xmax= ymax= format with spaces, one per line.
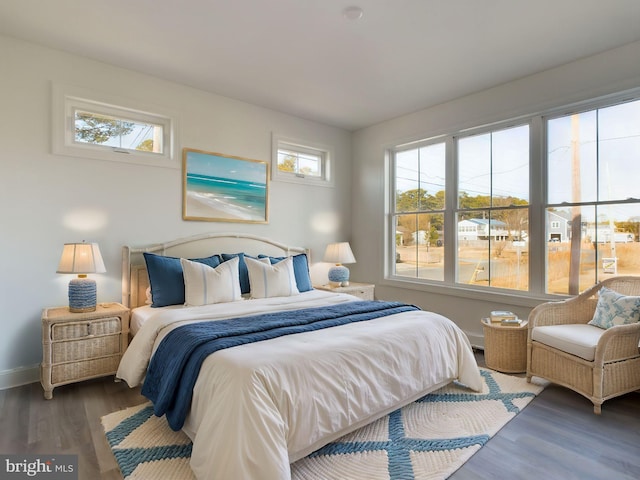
xmin=588 ymin=286 xmax=640 ymax=329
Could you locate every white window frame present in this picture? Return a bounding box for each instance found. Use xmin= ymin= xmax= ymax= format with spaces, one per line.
xmin=52 ymin=83 xmax=178 ymax=168
xmin=385 ymin=87 xmax=640 ymax=305
xmin=271 ymin=134 xmax=334 ymax=187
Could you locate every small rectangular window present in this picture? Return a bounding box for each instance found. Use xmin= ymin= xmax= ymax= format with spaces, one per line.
xmin=271 ymin=134 xmax=333 ymax=186
xmin=277 ymin=148 xmax=322 ymax=177
xmin=52 ymin=83 xmax=176 ymax=168
xmin=74 ymin=109 xmax=164 ymax=154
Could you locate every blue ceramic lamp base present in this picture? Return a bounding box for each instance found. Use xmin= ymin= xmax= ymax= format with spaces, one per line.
xmin=68 ymin=276 xmax=97 ymax=313
xmin=328 ymin=264 xmax=350 ymax=287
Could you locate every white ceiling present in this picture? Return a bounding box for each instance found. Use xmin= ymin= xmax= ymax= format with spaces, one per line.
xmin=2 ymin=0 xmax=640 ymax=130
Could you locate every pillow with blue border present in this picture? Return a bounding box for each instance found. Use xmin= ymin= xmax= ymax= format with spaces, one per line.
xmin=220 ymin=253 xmax=259 ymax=294
xmin=144 ymin=252 xmax=221 ymax=307
xmin=258 ymin=253 xmax=313 ymax=292
xmin=588 ymin=286 xmax=640 ymax=329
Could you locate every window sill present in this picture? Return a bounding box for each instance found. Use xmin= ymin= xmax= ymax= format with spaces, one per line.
xmin=380 ymin=276 xmax=568 ymax=308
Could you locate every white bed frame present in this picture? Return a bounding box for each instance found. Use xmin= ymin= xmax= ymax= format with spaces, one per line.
xmin=121 ymin=232 xmax=309 ymax=309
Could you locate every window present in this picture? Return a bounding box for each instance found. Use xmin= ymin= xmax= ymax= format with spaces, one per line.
xmin=546 ymin=100 xmax=640 ymax=295
xmin=271 ymin=134 xmax=333 ymax=186
xmin=392 ymin=141 xmax=446 ymax=281
xmin=74 ymin=109 xmax=164 ymax=154
xmin=388 ymin=92 xmax=640 ymax=298
xmin=53 ymin=84 xmax=176 ymax=168
xmin=457 ymin=125 xmax=530 ymax=291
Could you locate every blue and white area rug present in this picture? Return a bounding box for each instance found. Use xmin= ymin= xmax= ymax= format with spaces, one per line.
xmin=102 ymin=368 xmax=545 ymax=479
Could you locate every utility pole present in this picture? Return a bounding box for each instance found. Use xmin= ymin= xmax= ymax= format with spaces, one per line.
xmin=568 ymin=114 xmax=582 ymax=295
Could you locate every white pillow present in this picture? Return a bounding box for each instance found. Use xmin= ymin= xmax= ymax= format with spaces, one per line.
xmin=245 ymin=256 xmax=299 ymax=299
xmin=180 ymin=256 xmax=242 ymax=306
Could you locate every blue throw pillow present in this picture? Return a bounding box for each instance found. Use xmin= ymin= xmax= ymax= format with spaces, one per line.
xmin=144 ymin=252 xmax=221 ymax=307
xmin=221 ymin=253 xmax=257 ymax=294
xmin=258 ymin=253 xmax=312 ymax=292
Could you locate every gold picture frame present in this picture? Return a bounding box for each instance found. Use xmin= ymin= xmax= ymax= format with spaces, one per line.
xmin=182 ymin=148 xmax=269 ymax=223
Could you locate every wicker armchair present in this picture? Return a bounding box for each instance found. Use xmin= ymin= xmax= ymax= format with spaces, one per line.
xmin=526 ymin=276 xmax=640 ymax=414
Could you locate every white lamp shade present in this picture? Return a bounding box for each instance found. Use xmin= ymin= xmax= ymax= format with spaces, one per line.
xmin=323 ymin=242 xmax=356 ymax=265
xmin=57 ymin=243 xmax=106 ymax=274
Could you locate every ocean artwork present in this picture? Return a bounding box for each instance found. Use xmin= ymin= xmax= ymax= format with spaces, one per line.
xmin=183 ymin=149 xmax=268 ymax=223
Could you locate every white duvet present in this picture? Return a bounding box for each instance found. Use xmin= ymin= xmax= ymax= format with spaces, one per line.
xmin=117 ymin=290 xmax=482 ymax=480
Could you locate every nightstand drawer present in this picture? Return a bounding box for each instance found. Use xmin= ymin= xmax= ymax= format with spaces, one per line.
xmin=350 ymin=287 xmax=374 ymax=300
xmin=51 ymin=317 xmax=121 ymax=341
xmin=51 ymin=356 xmax=121 ymax=384
xmin=52 ymin=334 xmax=122 ymax=362
xmin=314 ymin=282 xmax=375 ymax=301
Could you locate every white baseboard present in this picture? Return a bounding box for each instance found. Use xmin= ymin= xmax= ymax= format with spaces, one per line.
xmin=0 ymin=364 xmax=39 ymax=390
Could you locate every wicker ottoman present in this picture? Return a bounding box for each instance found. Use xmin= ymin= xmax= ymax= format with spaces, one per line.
xmin=481 ymin=318 xmax=528 ymax=373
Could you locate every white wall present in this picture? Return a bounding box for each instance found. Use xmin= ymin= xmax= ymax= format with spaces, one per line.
xmin=4 ymin=33 xmax=640 ymax=389
xmin=351 ymin=40 xmax=640 ymax=346
xmin=0 ymin=35 xmax=352 ymax=388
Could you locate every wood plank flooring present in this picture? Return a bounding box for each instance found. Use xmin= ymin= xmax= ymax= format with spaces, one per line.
xmin=1 ymin=353 xmax=639 ymax=479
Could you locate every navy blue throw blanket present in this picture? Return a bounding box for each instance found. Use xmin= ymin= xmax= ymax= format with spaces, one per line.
xmin=142 ymin=300 xmax=419 ymax=430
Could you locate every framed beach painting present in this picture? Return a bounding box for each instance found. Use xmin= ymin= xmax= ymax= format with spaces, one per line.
xmin=182 ymin=148 xmax=269 ymax=223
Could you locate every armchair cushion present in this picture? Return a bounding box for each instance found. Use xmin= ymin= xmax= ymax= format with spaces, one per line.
xmin=588 ymin=286 xmax=640 ymax=329
xmin=531 ymin=324 xmax=604 ymax=361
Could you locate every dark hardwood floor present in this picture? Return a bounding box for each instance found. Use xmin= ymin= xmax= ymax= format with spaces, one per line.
xmin=0 ymin=376 xmax=146 ymax=480
xmin=1 ymin=352 xmax=639 ymax=480
xmin=450 ymin=379 xmax=640 ymax=480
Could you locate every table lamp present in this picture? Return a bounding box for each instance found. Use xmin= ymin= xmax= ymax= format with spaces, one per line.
xmin=57 ymin=242 xmax=106 ymax=312
xmin=323 ymin=242 xmax=356 ymax=287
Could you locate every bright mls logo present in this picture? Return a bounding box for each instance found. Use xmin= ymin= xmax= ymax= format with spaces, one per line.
xmin=0 ymin=455 xmax=77 ymax=480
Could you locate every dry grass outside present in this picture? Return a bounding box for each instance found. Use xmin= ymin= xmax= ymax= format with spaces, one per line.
xmin=396 ymin=241 xmax=640 ymax=294
xmin=546 ymin=242 xmax=640 ymax=293
xmin=397 ymin=245 xmax=444 ymax=265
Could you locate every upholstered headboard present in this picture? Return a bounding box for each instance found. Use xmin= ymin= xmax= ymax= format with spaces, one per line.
xmin=121 ymin=232 xmax=309 ymax=309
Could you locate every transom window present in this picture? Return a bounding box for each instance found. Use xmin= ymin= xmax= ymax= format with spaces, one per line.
xmin=52 ymin=83 xmax=176 ymax=168
xmin=74 ymin=109 xmax=164 ymax=154
xmin=277 ymin=147 xmax=322 ymax=178
xmin=271 ymin=134 xmax=333 ymax=187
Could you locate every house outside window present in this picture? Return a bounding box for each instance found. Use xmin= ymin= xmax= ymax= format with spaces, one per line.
xmin=456 ymin=125 xmax=530 ymax=290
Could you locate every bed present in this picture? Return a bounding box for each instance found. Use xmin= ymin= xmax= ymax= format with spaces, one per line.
xmin=116 ymin=233 xmax=482 ymax=480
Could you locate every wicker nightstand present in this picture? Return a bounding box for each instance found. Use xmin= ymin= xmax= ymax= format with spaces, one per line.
xmin=41 ymin=302 xmax=130 ymax=399
xmin=315 ymin=282 xmax=375 ymax=300
xmin=481 ymin=318 xmax=528 ymax=373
